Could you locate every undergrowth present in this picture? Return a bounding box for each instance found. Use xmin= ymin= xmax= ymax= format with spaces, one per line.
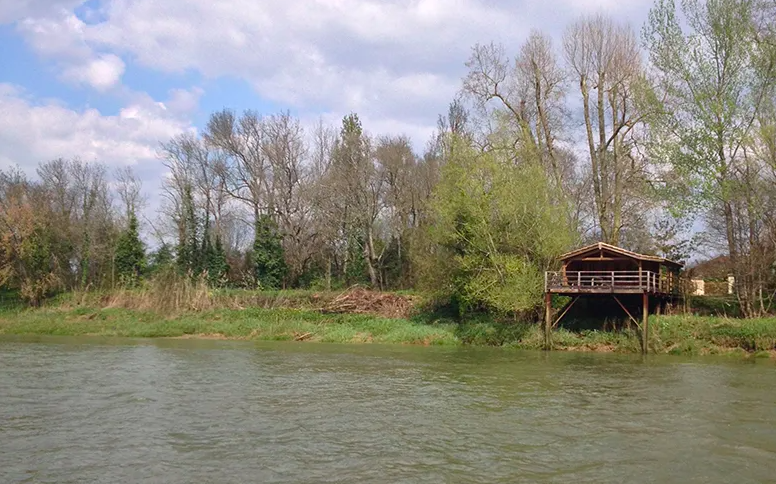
xmin=2 ymin=286 xmax=776 ymax=358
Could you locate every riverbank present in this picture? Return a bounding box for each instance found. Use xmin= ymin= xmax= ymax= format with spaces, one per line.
xmin=1 ymin=303 xmax=776 ymax=357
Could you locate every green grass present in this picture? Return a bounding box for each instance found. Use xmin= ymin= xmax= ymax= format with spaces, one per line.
xmin=652 ymin=315 xmax=776 ymax=354
xmin=0 ymin=306 xmax=460 ymax=345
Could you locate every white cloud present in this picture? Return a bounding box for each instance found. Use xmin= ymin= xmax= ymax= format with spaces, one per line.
xmin=62 ymin=53 xmax=125 ymax=90
xmin=164 ymin=87 xmax=204 ymax=115
xmin=10 ymin=0 xmax=657 ymax=149
xmin=18 ymin=12 xmax=126 ymax=91
xmin=0 ymin=83 xmax=191 ymax=173
xmin=0 ymin=0 xmax=85 ymax=24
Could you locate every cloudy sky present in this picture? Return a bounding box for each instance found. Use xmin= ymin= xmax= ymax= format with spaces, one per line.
xmin=0 ymin=0 xmax=656 ymax=192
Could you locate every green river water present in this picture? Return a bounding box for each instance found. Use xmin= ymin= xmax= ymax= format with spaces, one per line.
xmin=1 ymin=336 xmax=775 ymax=483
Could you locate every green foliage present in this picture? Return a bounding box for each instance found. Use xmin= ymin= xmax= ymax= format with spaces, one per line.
xmin=114 ymin=212 xmax=146 ymax=286
xmin=419 ymin=142 xmax=574 ymax=315
xmin=643 ymin=0 xmax=773 ymax=207
xmin=253 ymin=214 xmax=287 ymax=289
xmin=381 ymin=236 xmax=411 ymax=288
xmin=18 ymin=227 xmax=59 ymax=305
xmin=148 ymin=244 xmax=174 ymax=274
xmin=654 ymin=315 xmax=776 ymax=353
xmin=454 ymin=319 xmax=533 ymax=346
xmin=688 ymin=295 xmax=742 ymax=317
xmin=176 ymin=185 xmax=201 ymax=276
xmin=207 ymin=236 xmax=229 ymax=286
xmin=344 ymin=234 xmax=369 ymax=285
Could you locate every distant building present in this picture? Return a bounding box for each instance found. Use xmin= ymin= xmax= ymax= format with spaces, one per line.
xmin=687 ymin=255 xmax=733 ymax=296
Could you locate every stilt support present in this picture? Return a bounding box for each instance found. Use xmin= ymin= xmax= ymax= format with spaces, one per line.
xmin=544 ymin=293 xmax=552 ymax=350
xmin=552 ymin=296 xmax=578 ymax=329
xmin=642 ymin=292 xmax=649 ymax=355
xmin=612 ymin=295 xmax=639 ymax=328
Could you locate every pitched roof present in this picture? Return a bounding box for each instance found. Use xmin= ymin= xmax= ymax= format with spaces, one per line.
xmin=560 ymin=242 xmax=684 ymax=268
xmin=687 ymin=255 xmax=730 ymax=278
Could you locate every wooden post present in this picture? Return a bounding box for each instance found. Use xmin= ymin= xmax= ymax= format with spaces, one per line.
xmin=562 ymin=262 xmax=567 ymax=285
xmin=642 ymin=291 xmax=649 ymax=355
xmin=638 ymin=260 xmax=643 ymax=290
xmin=544 ymin=292 xmax=552 ymax=350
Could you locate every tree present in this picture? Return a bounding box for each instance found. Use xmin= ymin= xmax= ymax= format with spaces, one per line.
xmin=252 ymin=214 xmax=286 ymax=289
xmin=563 ymin=14 xmax=649 ymax=245
xmin=419 ymin=140 xmax=574 ymax=316
xmin=115 ymin=166 xmax=146 ymax=221
xmin=148 ymin=243 xmax=175 ymax=274
xmin=176 ymin=185 xmax=201 ymax=276
xmin=207 ymin=235 xmax=229 ymax=286
xmin=325 ymin=113 xmax=385 ymax=287
xmin=114 ymin=211 xmax=146 ymax=285
xmin=644 ymin=0 xmax=776 ymax=315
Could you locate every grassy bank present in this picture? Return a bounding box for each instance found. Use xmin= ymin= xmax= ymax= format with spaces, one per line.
xmin=2 ymin=301 xmax=776 ymax=357
xmin=0 ymin=306 xmax=459 ymax=345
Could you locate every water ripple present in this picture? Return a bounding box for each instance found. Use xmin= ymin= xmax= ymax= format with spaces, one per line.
xmin=1 ymin=338 xmax=775 ymax=483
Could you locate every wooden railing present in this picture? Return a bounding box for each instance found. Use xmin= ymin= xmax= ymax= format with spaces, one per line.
xmin=545 ymin=271 xmax=675 ymax=294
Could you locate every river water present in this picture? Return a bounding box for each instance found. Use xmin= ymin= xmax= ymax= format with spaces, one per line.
xmin=1 ymin=336 xmax=775 ymax=483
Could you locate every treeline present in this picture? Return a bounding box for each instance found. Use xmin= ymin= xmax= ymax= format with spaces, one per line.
xmin=2 ymin=0 xmax=776 ymax=317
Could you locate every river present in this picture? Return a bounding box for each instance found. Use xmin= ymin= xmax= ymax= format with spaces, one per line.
xmin=1 ymin=336 xmax=775 ymax=483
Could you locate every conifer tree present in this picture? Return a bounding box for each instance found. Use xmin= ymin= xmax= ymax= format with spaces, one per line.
xmin=207 ymin=235 xmax=229 ymax=286
xmin=114 ymin=211 xmax=146 ymax=285
xmin=252 ymin=214 xmax=286 ymax=289
xmin=176 ymin=185 xmax=200 ymax=276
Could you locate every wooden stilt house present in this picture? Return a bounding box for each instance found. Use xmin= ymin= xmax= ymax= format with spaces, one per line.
xmin=544 ymin=242 xmax=683 ymax=353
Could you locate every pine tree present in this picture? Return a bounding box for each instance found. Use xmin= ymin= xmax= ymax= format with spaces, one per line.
xmin=148 ymin=243 xmax=174 ymax=274
xmin=252 ymin=214 xmax=286 ymax=289
xmin=114 ymin=211 xmax=146 ymax=285
xmin=176 ymin=185 xmax=200 ymax=276
xmin=207 ymin=235 xmax=229 ymax=286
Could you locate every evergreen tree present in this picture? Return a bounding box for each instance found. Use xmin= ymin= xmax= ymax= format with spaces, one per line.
xmin=148 ymin=243 xmax=174 ymax=274
xmin=344 ymin=233 xmax=369 ymax=285
xmin=207 ymin=235 xmax=229 ymax=286
xmin=252 ymin=214 xmax=287 ymax=289
xmin=114 ymin=211 xmax=146 ymax=285
xmin=176 ymin=185 xmax=201 ymax=276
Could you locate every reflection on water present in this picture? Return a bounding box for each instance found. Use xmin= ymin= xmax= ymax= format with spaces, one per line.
xmin=1 ymin=336 xmax=775 ymax=483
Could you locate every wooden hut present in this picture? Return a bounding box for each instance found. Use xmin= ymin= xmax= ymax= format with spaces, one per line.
xmin=544 ymin=242 xmax=683 ymax=353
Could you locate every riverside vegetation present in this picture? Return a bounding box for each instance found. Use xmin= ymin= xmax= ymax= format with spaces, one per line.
xmin=1 ymin=0 xmax=776 ymax=353
xmin=1 ymin=278 xmax=775 ymax=358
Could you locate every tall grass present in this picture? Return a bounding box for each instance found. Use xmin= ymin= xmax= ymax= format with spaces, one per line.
xmin=58 ymin=274 xmax=336 ymax=314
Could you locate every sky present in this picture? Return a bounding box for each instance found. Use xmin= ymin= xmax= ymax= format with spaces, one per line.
xmin=0 ymin=0 xmax=657 ymax=200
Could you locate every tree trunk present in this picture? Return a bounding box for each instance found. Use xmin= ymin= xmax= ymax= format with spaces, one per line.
xmin=365 ymin=226 xmax=379 ymax=288
xmin=580 ymin=76 xmax=608 ymax=242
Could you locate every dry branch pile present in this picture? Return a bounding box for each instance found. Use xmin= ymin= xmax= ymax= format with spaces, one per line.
xmin=321 ymin=287 xmax=418 ymax=319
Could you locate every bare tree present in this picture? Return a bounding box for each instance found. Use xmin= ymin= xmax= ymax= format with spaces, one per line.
xmin=563 ymin=14 xmax=647 ymax=245
xmin=115 ymin=166 xmax=146 ymax=221
xmin=204 ymin=110 xmax=271 ymax=223
xmin=516 ymin=31 xmax=567 ymax=186
xmin=262 ymin=112 xmax=318 ymax=285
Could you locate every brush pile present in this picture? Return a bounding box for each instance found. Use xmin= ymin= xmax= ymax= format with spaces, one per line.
xmin=321 ymin=287 xmax=418 ymax=319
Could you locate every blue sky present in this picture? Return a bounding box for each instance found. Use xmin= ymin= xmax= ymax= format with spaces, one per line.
xmin=0 ymin=0 xmax=656 ymax=204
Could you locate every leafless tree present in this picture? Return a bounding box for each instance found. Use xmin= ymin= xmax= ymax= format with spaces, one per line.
xmin=563 ymin=14 xmax=647 ymax=245
xmin=115 ymin=166 xmax=146 ymax=221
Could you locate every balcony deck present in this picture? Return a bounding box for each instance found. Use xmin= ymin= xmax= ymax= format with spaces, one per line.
xmin=545 ymin=270 xmax=677 ymax=296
